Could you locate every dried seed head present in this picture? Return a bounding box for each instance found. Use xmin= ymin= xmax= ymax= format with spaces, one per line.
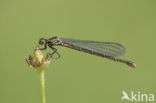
xmin=25 ymin=46 xmax=52 ymax=70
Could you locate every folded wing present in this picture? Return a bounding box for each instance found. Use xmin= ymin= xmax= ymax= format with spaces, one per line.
xmin=61 ymin=38 xmax=125 ymax=57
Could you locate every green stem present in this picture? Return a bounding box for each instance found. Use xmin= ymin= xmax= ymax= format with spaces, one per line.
xmin=38 ymin=70 xmax=46 ymax=103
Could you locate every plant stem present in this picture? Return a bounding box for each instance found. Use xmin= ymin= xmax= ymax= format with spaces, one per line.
xmin=38 ymin=70 xmax=46 ymax=103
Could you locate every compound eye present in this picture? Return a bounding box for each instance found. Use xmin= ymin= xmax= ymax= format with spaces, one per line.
xmin=39 ymin=38 xmax=46 ymax=45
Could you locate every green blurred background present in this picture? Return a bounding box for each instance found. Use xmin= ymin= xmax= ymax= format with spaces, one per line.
xmin=0 ymin=0 xmax=156 ymax=103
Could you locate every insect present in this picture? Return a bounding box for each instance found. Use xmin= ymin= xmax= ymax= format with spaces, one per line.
xmin=39 ymin=36 xmax=136 ymax=68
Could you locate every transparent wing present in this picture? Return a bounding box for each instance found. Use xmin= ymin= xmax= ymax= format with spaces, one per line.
xmin=61 ymin=38 xmax=125 ymax=57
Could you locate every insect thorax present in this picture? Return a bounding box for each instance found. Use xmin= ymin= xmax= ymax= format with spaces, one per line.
xmin=48 ymin=36 xmax=63 ymax=45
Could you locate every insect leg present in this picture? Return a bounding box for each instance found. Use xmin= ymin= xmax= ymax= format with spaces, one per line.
xmin=49 ymin=46 xmax=61 ymax=59
xmin=40 ymin=43 xmax=47 ymax=50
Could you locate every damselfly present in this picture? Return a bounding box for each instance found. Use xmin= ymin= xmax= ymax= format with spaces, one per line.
xmin=39 ymin=36 xmax=136 ymax=68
